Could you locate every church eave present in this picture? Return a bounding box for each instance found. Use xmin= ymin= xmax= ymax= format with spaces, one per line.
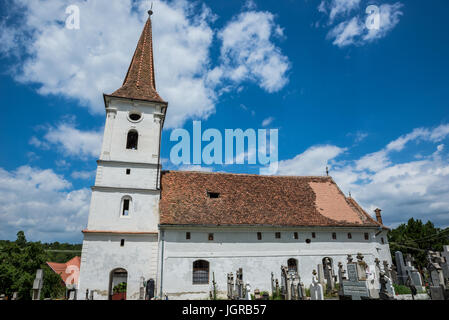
xmin=103 ymin=93 xmax=168 ymax=107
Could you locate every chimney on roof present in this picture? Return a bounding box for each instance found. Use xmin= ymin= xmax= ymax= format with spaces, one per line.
xmin=374 ymin=208 xmax=383 ymax=224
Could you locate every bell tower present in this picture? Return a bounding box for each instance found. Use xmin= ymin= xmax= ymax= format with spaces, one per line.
xmin=78 ymin=10 xmax=167 ymax=300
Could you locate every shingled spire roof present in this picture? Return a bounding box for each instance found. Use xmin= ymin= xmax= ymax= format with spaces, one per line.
xmin=108 ymin=11 xmax=166 ymax=104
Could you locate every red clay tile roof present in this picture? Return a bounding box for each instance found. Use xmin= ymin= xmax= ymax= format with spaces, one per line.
xmin=47 ymin=256 xmax=81 ymax=285
xmin=159 ymin=171 xmax=386 ymax=228
xmin=108 ymin=15 xmax=166 ymax=104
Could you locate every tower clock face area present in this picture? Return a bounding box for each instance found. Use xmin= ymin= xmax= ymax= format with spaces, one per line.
xmin=128 ymin=111 xmax=143 ymax=123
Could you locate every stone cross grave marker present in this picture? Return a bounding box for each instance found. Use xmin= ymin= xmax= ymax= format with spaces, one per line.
xmin=337 ymin=262 xmax=346 ymax=297
xmin=309 ymin=270 xmax=324 ymax=300
xmin=32 ymin=269 xmax=43 ymax=300
xmin=317 ymin=264 xmax=326 ymax=288
xmin=342 ymin=263 xmax=370 ymax=300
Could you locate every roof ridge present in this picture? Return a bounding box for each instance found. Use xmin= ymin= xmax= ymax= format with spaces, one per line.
xmin=162 ymin=170 xmax=333 ymax=180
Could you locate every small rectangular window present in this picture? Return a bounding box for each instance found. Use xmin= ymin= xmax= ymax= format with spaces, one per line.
xmin=126 ymin=169 xmax=131 ymax=175
xmin=332 ymin=232 xmax=337 ymax=240
xmin=275 ymin=232 xmax=281 ymax=239
xmin=186 ymin=232 xmax=191 ymax=240
xmin=122 ymin=199 xmax=130 ymax=216
xmin=381 ymin=237 xmax=385 ymax=244
xmin=207 ymin=192 xmax=220 ymax=199
xmin=208 ymin=233 xmax=214 ymax=241
xmin=312 ymin=232 xmax=316 ymax=239
xmin=257 ymin=232 xmax=262 ymax=240
xmin=120 ymin=239 xmax=125 ymax=247
xmin=364 ymin=233 xmax=369 ymax=240
xmin=294 ymin=232 xmax=299 ymax=240
xmin=347 ymin=233 xmax=352 ymax=239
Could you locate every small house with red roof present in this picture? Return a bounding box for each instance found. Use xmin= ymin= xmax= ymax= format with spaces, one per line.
xmin=47 ymin=256 xmax=80 ymax=299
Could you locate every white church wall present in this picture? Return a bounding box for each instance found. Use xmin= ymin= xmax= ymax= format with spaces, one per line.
xmin=86 ymin=189 xmax=160 ymax=232
xmin=160 ymin=227 xmax=392 ymax=300
xmin=78 ymin=233 xmax=159 ymax=300
xmin=95 ymin=161 xmax=159 ymax=190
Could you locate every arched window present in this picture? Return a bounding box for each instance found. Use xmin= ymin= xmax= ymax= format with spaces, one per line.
xmin=288 ymin=258 xmax=298 ymax=273
xmin=126 ymin=130 xmax=138 ymax=150
xmin=192 ymin=260 xmax=209 ymax=284
xmin=121 ymin=196 xmax=132 ymax=217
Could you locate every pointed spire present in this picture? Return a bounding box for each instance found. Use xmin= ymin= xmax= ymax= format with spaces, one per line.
xmin=109 ymin=10 xmax=166 ymax=103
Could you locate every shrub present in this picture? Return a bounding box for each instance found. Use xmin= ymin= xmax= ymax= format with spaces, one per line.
xmin=393 ymin=284 xmax=411 ymax=295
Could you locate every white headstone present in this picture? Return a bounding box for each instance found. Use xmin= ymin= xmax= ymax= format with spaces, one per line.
xmin=245 ymin=283 xmax=252 ymax=300
xmin=310 ymin=272 xmax=324 ymax=300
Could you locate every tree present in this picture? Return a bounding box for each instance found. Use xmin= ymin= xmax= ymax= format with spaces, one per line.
xmin=0 ymin=231 xmax=75 ymax=300
xmin=388 ymin=218 xmax=449 ymax=269
xmin=16 ymin=231 xmax=27 ymax=248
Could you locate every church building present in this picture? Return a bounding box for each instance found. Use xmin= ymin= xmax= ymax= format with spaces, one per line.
xmin=77 ymin=10 xmax=392 ymax=300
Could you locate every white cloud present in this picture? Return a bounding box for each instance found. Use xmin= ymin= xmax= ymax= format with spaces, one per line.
xmin=71 ymin=170 xmax=96 ymax=180
xmin=262 ymin=117 xmax=275 ymax=127
xmin=269 ymin=124 xmax=449 ymax=227
xmin=31 ymin=121 xmax=103 ymax=160
xmin=322 ymin=0 xmax=362 ymax=23
xmin=216 ymin=10 xmax=290 ymax=93
xmin=1 ymin=0 xmax=290 ymax=129
xmin=321 ymin=1 xmax=404 ymax=47
xmin=271 ymin=145 xmax=346 ymax=176
xmin=363 ymin=3 xmax=404 ymax=42
xmin=0 ymin=166 xmax=90 ymax=242
xmin=327 ymin=16 xmax=363 ymax=47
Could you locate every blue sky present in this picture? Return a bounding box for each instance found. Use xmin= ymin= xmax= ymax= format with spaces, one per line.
xmin=0 ymin=0 xmax=448 ymax=243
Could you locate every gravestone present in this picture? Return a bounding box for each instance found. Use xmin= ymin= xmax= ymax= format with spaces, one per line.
xmin=427 ymin=251 xmax=449 ymax=300
xmin=227 ymin=269 xmax=245 ymax=300
xmin=337 ymin=262 xmax=346 ymax=298
xmin=441 ymin=246 xmax=449 ymax=280
xmin=441 ymin=246 xmax=449 ymax=265
xmin=32 ymin=269 xmax=44 ymax=300
xmin=342 ymin=255 xmax=370 ymax=300
xmin=404 ymin=254 xmax=424 ymax=290
xmin=383 ymin=261 xmax=391 ymax=279
xmin=395 ymin=251 xmax=408 ymax=285
xmin=323 ymin=258 xmax=335 ymax=294
xmin=146 ymin=279 xmax=155 ymax=300
xmin=356 ymin=253 xmax=367 ymax=281
xmin=236 ymin=268 xmax=244 ymax=299
xmin=254 ymin=289 xmax=261 ymax=300
xmin=309 ymin=270 xmax=324 ymax=300
xmin=378 ymin=272 xmax=394 ymax=300
xmin=429 ymin=285 xmax=445 ymax=301
xmin=317 ymin=264 xmax=326 ymax=287
xmin=227 ymin=273 xmax=234 ymax=299
xmin=68 ymin=290 xmax=76 ymax=300
xmin=12 ymin=292 xmax=18 ymax=300
xmin=366 ymin=264 xmax=379 ymax=299
xmin=245 ymin=283 xmax=252 ymax=300
xmin=280 ymin=265 xmax=305 ymax=300
xmin=390 ymin=265 xmax=399 ymax=285
xmin=139 ymin=277 xmax=145 ymax=300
